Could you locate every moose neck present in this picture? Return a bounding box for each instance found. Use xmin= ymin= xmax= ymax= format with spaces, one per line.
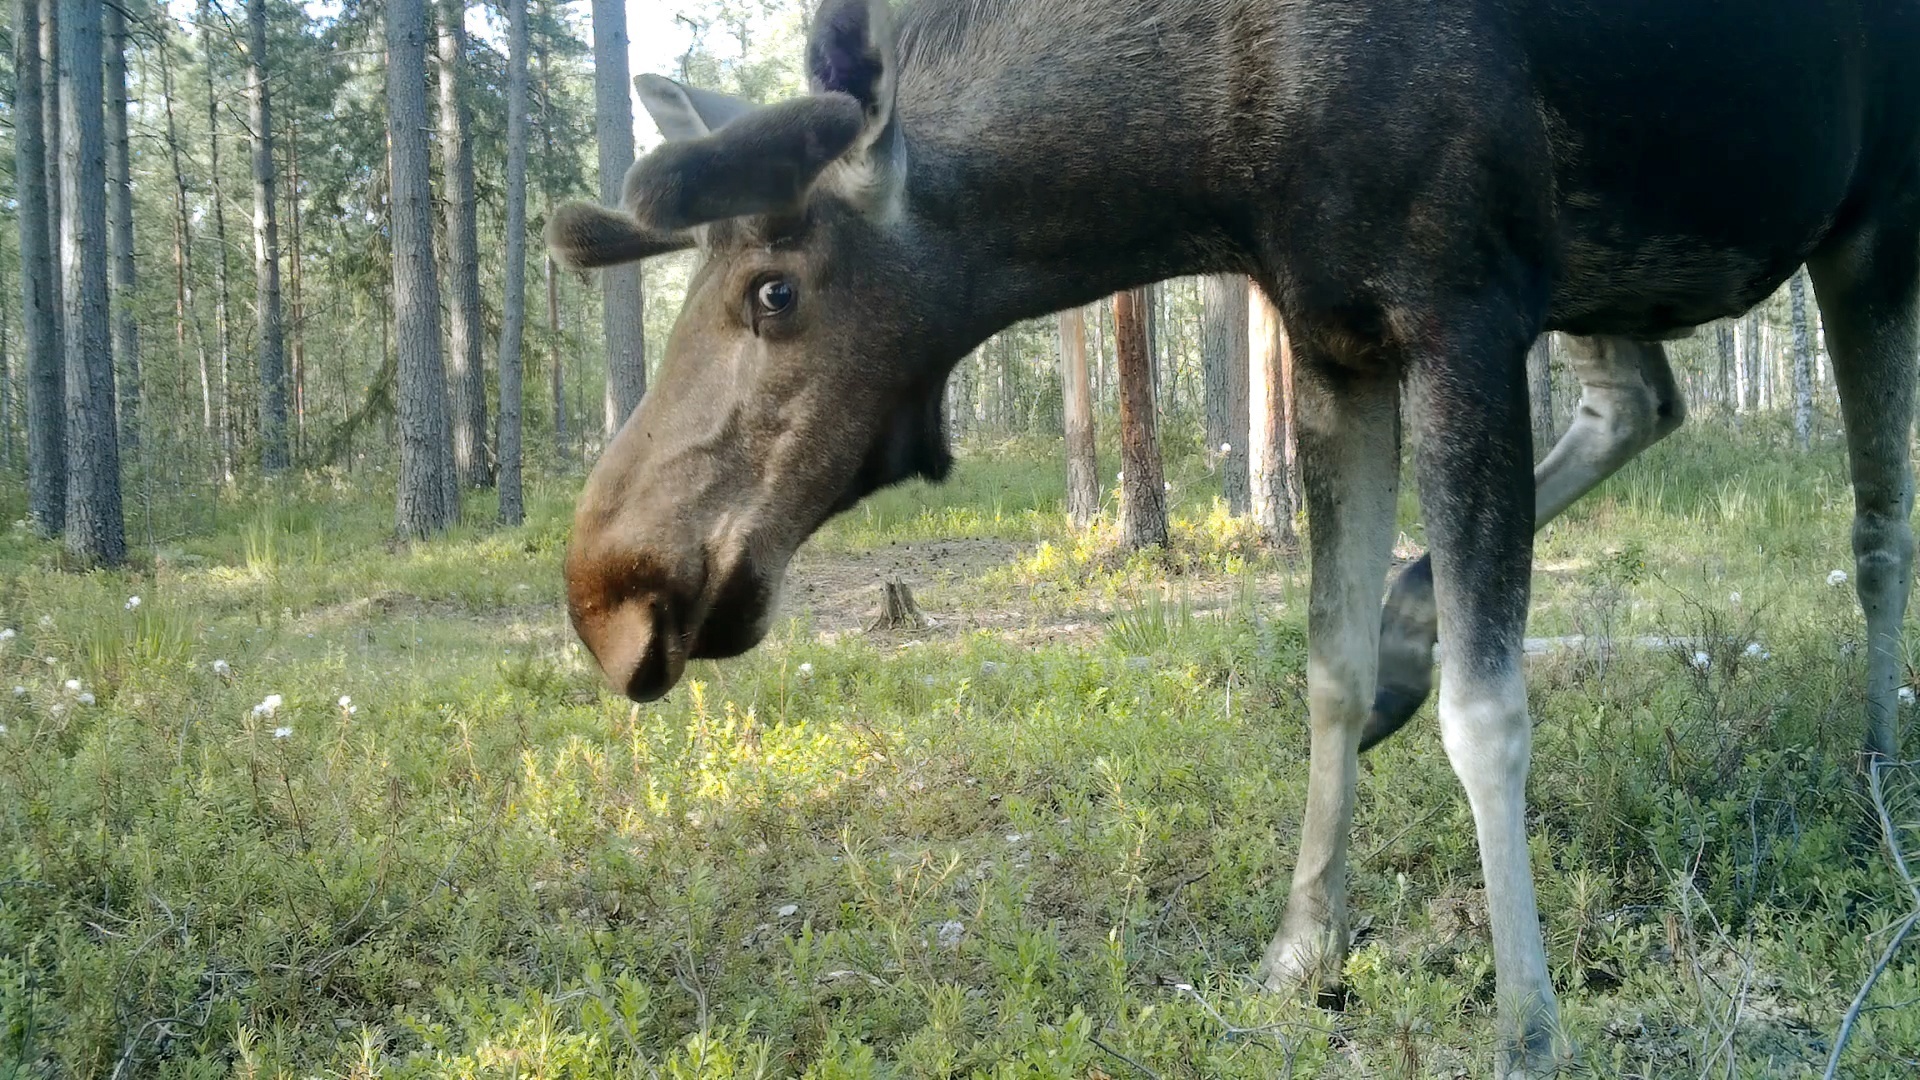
xmin=892 ymin=0 xmax=1264 ymax=341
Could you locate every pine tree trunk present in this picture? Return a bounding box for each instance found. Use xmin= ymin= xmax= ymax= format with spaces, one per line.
xmin=1249 ymin=287 xmax=1296 ymax=545
xmin=246 ymin=0 xmax=288 ymax=471
xmin=105 ymin=1 xmax=140 ymax=456
xmin=15 ymin=0 xmax=63 ymax=533
xmin=159 ymin=28 xmax=208 ymax=438
xmin=1527 ymin=333 xmax=1555 ymax=461
xmin=1114 ymin=288 xmax=1168 ymax=549
xmin=388 ymin=0 xmax=459 ymax=535
xmin=1738 ymin=309 xmax=1760 ymax=414
xmin=1059 ymin=306 xmax=1097 ymax=527
xmin=1201 ymin=274 xmax=1250 ymax=515
xmin=201 ymin=1 xmax=235 ymax=477
xmin=1790 ymin=269 xmax=1814 ymax=450
xmin=59 ymin=0 xmax=125 ymax=566
xmin=1728 ymin=317 xmax=1743 ymax=409
xmin=591 ymin=0 xmax=645 ymax=436
xmin=438 ymin=0 xmax=489 ymax=486
xmin=537 ymin=22 xmax=567 ymax=460
xmin=41 ymin=0 xmax=62 ymax=387
xmin=1 ymin=289 xmax=11 ymax=472
xmin=497 ymin=0 xmax=531 ymax=524
xmin=286 ymin=118 xmax=307 ymax=459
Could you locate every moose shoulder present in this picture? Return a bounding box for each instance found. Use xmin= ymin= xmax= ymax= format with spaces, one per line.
xmin=548 ymin=1 xmax=1920 ymax=1075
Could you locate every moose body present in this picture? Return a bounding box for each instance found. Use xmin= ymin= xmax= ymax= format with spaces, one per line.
xmin=550 ymin=1 xmax=1920 ymax=1073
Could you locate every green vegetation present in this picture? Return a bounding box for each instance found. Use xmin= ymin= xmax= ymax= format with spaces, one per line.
xmin=2 ymin=426 xmax=1917 ymax=1078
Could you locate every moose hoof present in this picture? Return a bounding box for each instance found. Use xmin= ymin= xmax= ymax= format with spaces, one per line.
xmin=1495 ymin=1016 xmax=1572 ymax=1079
xmin=1254 ymin=927 xmax=1342 ymax=999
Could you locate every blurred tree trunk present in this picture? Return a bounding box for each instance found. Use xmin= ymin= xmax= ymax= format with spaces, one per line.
xmin=439 ymin=0 xmax=489 ymax=486
xmin=1249 ymin=288 xmax=1296 ymax=545
xmin=106 ymin=1 xmax=141 ymax=456
xmin=201 ymin=1 xmax=235 ymax=477
xmin=286 ymin=117 xmax=307 ymax=458
xmin=1059 ymin=306 xmax=1098 ymax=527
xmin=1790 ymin=268 xmax=1814 ymax=449
xmin=1715 ymin=320 xmax=1734 ymax=411
xmin=159 ymin=25 xmax=208 ymax=441
xmin=1115 ymin=288 xmax=1167 ymax=549
xmin=1202 ymin=274 xmax=1250 ymax=514
xmin=537 ymin=22 xmax=567 ymax=459
xmin=16 ymin=0 xmax=63 ymax=533
xmin=388 ymin=0 xmax=459 ymax=535
xmin=249 ymin=0 xmax=288 ymax=471
xmin=60 ymin=0 xmax=125 ymax=566
xmin=591 ymin=0 xmax=645 ymax=436
xmin=498 ymin=0 xmax=531 ymax=524
xmin=1527 ymin=333 xmax=1554 ymax=461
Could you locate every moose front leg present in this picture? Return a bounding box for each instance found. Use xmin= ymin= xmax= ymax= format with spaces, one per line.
xmin=1413 ymin=326 xmax=1566 ymax=1077
xmin=1257 ymin=360 xmax=1400 ymax=992
xmin=1364 ymin=334 xmax=1684 ymax=750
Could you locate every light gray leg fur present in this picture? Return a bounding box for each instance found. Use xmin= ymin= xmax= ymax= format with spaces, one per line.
xmin=1257 ymin=361 xmax=1401 ymax=990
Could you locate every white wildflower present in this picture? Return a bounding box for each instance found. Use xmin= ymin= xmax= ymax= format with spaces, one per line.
xmin=338 ymin=695 xmax=352 ymax=708
xmin=0 ymin=628 xmax=15 ymax=643
xmin=37 ymin=615 xmax=52 ymax=628
xmin=1220 ymin=442 xmax=1232 ymax=455
xmin=253 ymin=693 xmax=283 ymax=718
xmin=76 ymin=693 xmax=95 ymax=706
xmin=776 ymin=903 xmax=799 ymax=918
xmin=63 ymin=679 xmax=81 ymax=693
xmin=11 ymin=686 xmax=25 ymax=697
xmin=797 ymin=662 xmax=813 ymax=679
xmin=1744 ymin=642 xmax=1771 ymax=660
xmin=1901 ymin=687 xmax=1916 ymax=705
xmin=0 ymin=724 xmax=7 ymax=735
xmin=1828 ymin=569 xmax=1849 ymax=587
xmin=1164 ymin=480 xmax=1173 ymax=492
xmin=211 ymin=659 xmax=232 ymax=678
xmin=273 ymin=726 xmax=293 ymax=739
xmin=1689 ymin=651 xmax=1711 ymax=672
xmin=1728 ymin=591 xmax=1741 ymax=607
xmin=125 ymin=596 xmax=141 ymax=611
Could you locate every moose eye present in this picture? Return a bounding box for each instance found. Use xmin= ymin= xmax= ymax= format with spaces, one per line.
xmin=754 ymin=278 xmax=797 ymax=318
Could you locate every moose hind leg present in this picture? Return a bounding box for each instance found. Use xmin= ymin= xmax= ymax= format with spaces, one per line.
xmin=1257 ymin=361 xmax=1400 ymax=991
xmin=1363 ymin=335 xmax=1683 ymax=751
xmin=1809 ymin=224 xmax=1920 ymax=761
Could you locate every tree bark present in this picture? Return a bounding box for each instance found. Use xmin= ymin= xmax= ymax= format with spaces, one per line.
xmin=41 ymin=0 xmax=62 ymax=388
xmin=60 ymin=0 xmax=125 ymax=566
xmin=1115 ymin=288 xmax=1168 ymax=549
xmin=15 ymin=0 xmax=63 ymax=533
xmin=247 ymin=0 xmax=288 ymax=471
xmin=1737 ymin=309 xmax=1760 ymax=414
xmin=1202 ymin=274 xmax=1250 ymax=514
xmin=201 ymin=1 xmax=235 ymax=477
xmin=1249 ymin=287 xmax=1297 ymax=545
xmin=105 ymin=0 xmax=140 ymax=456
xmin=286 ymin=116 xmax=307 ymax=458
xmin=1715 ymin=320 xmax=1734 ymax=411
xmin=158 ymin=24 xmax=209 ymax=439
xmin=388 ymin=0 xmax=460 ymax=535
xmin=591 ymin=0 xmax=646 ymax=436
xmin=438 ymin=0 xmax=489 ymax=486
xmin=1058 ymin=306 xmax=1097 ymax=527
xmin=1527 ymin=333 xmax=1555 ymax=461
xmin=1790 ymin=268 xmax=1814 ymax=450
xmin=498 ymin=0 xmax=531 ymax=524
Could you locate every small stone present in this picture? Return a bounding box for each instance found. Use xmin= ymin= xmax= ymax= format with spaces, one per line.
xmin=777 ymin=903 xmax=799 ymax=918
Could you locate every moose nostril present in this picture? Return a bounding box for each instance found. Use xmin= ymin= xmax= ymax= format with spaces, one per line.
xmin=580 ymin=595 xmax=686 ymax=703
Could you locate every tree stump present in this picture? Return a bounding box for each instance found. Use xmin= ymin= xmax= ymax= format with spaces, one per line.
xmin=869 ymin=581 xmax=930 ymax=631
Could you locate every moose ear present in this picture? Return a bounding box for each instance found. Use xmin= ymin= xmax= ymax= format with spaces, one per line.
xmin=624 ymin=93 xmax=866 ymax=231
xmin=808 ymin=0 xmax=896 ymax=128
xmin=545 ymin=201 xmax=692 ymax=270
xmin=636 ymin=74 xmax=757 ymax=141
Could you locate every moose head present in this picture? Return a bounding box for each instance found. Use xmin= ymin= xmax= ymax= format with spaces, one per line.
xmin=549 ymin=0 xmax=971 ymax=702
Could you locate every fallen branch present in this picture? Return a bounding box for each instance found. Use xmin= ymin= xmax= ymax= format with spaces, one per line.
xmin=1823 ymin=757 xmax=1920 ymax=1080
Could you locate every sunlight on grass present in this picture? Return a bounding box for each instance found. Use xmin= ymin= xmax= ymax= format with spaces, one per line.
xmin=2 ymin=438 xmax=1918 ymax=1076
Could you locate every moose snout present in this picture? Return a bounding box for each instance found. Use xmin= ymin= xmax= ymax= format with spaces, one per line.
xmin=569 ymin=586 xmax=688 ymax=703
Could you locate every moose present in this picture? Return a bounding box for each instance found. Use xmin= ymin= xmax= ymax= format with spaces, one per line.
xmin=548 ymin=0 xmax=1920 ymax=1073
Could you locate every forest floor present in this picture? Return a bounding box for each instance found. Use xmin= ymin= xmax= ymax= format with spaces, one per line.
xmin=3 ymin=424 xmax=1919 ymax=1078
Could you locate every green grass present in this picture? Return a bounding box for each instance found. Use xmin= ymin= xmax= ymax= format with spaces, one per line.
xmin=2 ymin=423 xmax=1918 ymax=1078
